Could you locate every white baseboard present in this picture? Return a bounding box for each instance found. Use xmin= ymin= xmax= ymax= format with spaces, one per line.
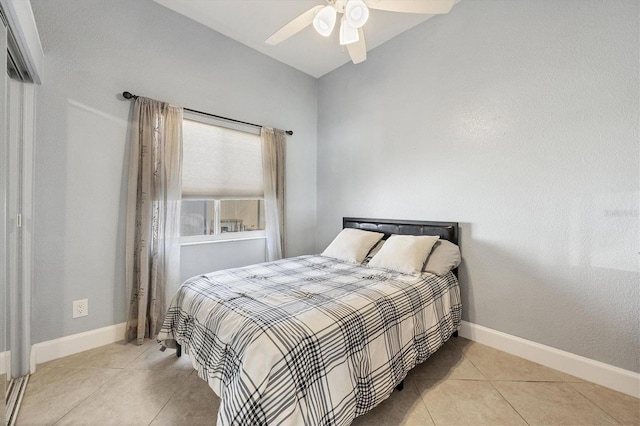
xmin=0 ymin=351 xmax=7 ymax=375
xmin=30 ymin=322 xmax=127 ymax=372
xmin=459 ymin=321 xmax=640 ymax=398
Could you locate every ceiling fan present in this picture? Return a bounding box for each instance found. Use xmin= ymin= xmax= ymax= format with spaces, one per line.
xmin=265 ymin=0 xmax=455 ymax=64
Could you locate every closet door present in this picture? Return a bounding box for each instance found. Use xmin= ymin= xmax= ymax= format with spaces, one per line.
xmin=1 ymin=2 xmax=41 ymax=422
xmin=7 ymin=71 xmax=30 ymax=380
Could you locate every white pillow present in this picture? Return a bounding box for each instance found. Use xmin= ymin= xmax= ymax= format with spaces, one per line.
xmin=368 ymin=235 xmax=440 ymax=275
xmin=322 ymin=228 xmax=384 ymax=264
xmin=423 ymin=240 xmax=461 ymax=276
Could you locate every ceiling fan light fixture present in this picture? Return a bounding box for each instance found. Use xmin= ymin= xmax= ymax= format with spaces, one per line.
xmin=339 ymin=16 xmax=359 ymax=45
xmin=313 ymin=5 xmax=337 ymax=37
xmin=345 ymin=0 xmax=369 ymax=29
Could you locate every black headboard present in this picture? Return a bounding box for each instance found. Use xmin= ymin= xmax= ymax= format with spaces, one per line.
xmin=343 ymin=217 xmax=459 ymax=245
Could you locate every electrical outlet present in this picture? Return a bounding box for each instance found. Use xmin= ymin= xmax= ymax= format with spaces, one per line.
xmin=73 ymin=299 xmax=88 ymax=318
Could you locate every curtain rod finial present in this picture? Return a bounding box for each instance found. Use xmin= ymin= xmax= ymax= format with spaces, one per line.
xmin=122 ymin=91 xmax=135 ymax=100
xmin=286 ymin=130 xmax=293 ymax=136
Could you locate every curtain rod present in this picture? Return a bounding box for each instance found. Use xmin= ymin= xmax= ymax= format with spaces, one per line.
xmin=121 ymin=91 xmax=293 ymax=136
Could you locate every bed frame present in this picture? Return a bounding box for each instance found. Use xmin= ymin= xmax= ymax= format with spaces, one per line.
xmin=342 ymin=217 xmax=458 ymax=244
xmin=175 ymin=217 xmax=461 ymax=391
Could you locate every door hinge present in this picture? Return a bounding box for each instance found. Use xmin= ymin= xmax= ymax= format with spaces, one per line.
xmin=16 ymin=213 xmax=22 ymax=227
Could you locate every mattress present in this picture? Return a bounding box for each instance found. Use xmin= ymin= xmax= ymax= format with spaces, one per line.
xmin=157 ymin=254 xmax=461 ymax=425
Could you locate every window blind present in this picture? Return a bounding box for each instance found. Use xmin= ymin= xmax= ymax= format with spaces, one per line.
xmin=182 ymin=118 xmax=264 ymax=199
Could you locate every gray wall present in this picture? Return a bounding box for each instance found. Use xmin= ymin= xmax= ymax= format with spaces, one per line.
xmin=317 ymin=0 xmax=639 ymax=372
xmin=30 ymin=0 xmax=318 ymax=344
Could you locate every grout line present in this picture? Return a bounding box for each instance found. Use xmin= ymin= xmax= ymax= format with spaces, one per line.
xmin=453 ymin=339 xmax=587 ymax=384
xmin=489 ymin=381 xmax=625 ymax=426
xmin=454 ymin=341 xmax=488 ymax=381
xmin=409 ymin=379 xmax=437 ymax=426
xmin=569 ymin=384 xmax=628 ymax=425
xmin=147 ymin=366 xmax=194 ymax=425
xmin=488 ymin=380 xmax=531 ymax=426
xmin=51 ymin=368 xmax=126 ymax=426
xmin=49 ymin=345 xmax=191 ymax=426
xmin=42 ymin=342 xmax=159 ymax=424
xmin=122 ymin=338 xmax=160 ymax=369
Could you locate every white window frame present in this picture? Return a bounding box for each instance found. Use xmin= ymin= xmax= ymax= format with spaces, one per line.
xmin=180 ymin=112 xmax=266 ymax=245
xmin=180 ymin=229 xmax=266 ymax=246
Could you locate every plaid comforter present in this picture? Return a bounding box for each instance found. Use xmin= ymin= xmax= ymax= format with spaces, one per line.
xmin=158 ymin=255 xmax=461 ymax=426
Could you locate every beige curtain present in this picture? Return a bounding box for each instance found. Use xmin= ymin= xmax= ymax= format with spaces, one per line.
xmin=261 ymin=127 xmax=286 ymax=261
xmin=125 ymin=97 xmax=183 ymax=344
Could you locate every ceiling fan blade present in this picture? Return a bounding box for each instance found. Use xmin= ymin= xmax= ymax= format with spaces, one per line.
xmin=347 ymin=28 xmax=367 ymax=64
xmin=265 ymin=5 xmax=324 ymax=45
xmin=365 ymin=0 xmax=454 ymax=14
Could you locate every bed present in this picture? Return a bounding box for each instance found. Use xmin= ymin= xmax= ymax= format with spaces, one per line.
xmin=158 ymin=217 xmax=462 ymax=425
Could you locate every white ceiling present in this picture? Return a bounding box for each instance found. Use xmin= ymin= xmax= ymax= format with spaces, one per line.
xmin=153 ymin=0 xmax=456 ymax=78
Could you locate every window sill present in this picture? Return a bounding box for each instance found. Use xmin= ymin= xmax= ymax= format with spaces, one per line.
xmin=180 ymin=232 xmax=266 ymax=247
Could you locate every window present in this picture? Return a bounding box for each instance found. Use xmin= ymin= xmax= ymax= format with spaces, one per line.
xmin=181 ymin=114 xmax=265 ymax=243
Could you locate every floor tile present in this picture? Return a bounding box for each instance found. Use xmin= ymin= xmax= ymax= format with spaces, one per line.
xmin=27 ymin=365 xmax=54 ymax=383
xmin=410 ymin=340 xmax=485 ymax=381
xmin=415 ymin=379 xmax=527 ymax=425
xmin=352 ymin=375 xmax=435 ymax=426
xmin=150 ymin=370 xmax=220 ymax=425
xmin=55 ymin=369 xmax=191 ymax=425
xmin=16 ymin=367 xmax=121 ymax=425
xmin=571 ymin=381 xmax=640 ymax=425
xmin=493 ymin=381 xmax=619 ymax=425
xmin=455 ymin=338 xmax=564 ymax=382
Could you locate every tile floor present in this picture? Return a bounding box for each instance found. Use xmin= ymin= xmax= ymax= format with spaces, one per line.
xmin=1 ymin=373 xmax=6 ymax=422
xmin=16 ymin=337 xmax=639 ymax=425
